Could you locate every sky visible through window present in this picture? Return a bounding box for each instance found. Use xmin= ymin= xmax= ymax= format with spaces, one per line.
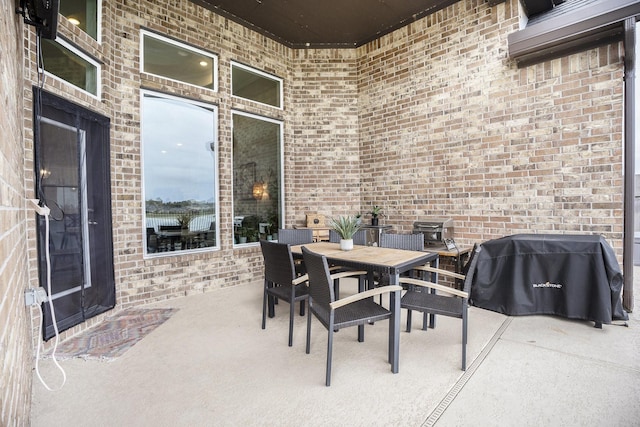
xmin=143 ymin=94 xmax=216 ymax=204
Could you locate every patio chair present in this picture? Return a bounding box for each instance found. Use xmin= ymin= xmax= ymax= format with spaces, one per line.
xmin=302 ymin=246 xmax=402 ymax=386
xmin=399 ymin=244 xmax=481 ymax=371
xmin=374 ymin=233 xmax=425 ymax=302
xmin=260 ymin=240 xmax=309 ymax=347
xmin=329 ymin=229 xmax=367 ymax=245
xmin=277 ymin=228 xmax=314 ymax=245
xmin=379 ymin=232 xmax=424 ymax=251
xmin=277 ymin=228 xmax=313 ymax=276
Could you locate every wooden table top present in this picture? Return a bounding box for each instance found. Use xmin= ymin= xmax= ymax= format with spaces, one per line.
xmin=290 ymin=242 xmax=437 ymax=273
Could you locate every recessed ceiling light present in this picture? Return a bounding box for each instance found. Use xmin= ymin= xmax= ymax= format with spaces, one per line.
xmin=68 ymin=17 xmax=80 ymax=26
xmin=199 ymin=61 xmax=208 ymax=67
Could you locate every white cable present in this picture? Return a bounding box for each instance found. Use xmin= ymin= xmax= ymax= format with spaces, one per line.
xmin=33 ymin=208 xmax=66 ymax=391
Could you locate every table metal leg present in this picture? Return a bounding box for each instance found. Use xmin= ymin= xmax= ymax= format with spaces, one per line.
xmin=428 ymin=258 xmax=438 ymax=329
xmin=388 ymin=272 xmax=400 ymax=373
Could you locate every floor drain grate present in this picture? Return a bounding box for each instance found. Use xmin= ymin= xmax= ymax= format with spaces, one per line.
xmin=422 ymin=316 xmax=512 ymax=427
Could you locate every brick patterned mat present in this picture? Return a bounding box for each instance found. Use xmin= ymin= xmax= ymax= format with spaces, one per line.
xmin=45 ymin=308 xmax=177 ymax=361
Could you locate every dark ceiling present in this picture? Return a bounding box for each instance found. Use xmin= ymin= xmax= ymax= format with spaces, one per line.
xmin=190 ymin=0 xmax=464 ymax=48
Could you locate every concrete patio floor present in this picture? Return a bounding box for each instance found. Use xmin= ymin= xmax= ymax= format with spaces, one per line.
xmin=31 ymin=274 xmax=640 ymax=426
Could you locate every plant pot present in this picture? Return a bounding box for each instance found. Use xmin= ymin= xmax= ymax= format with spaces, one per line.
xmin=239 ymin=237 xmax=247 ymax=244
xmin=340 ymin=239 xmax=353 ymax=251
xmin=371 ymin=217 xmax=379 ymax=226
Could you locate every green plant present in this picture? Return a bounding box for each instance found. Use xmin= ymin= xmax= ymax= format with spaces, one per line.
xmin=329 ymin=215 xmax=362 ymax=240
xmin=370 ymin=205 xmax=383 ymax=218
xmin=266 ymin=210 xmax=279 ymax=235
xmin=237 ymin=227 xmax=248 ymax=238
xmin=176 ymin=212 xmax=193 ymax=229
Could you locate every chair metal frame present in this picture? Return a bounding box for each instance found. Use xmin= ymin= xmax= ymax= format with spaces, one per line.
xmin=260 ymin=240 xmax=309 ymax=347
xmin=400 ymin=245 xmax=481 ymax=370
xmin=302 ymin=246 xmax=402 ymax=386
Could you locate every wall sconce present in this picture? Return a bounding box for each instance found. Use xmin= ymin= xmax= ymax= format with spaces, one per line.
xmin=252 ymin=181 xmax=265 ymax=200
xmin=39 ymin=168 xmax=51 ymax=179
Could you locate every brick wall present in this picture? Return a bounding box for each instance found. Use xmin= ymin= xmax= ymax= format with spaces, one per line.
xmin=357 ymin=0 xmax=624 ymax=254
xmin=289 ymin=48 xmax=361 ymax=223
xmin=1 ymin=0 xmax=32 ymax=423
xmin=12 ymin=0 xmax=625 ymax=398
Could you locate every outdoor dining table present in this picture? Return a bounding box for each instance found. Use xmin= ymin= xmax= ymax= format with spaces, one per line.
xmin=290 ymin=242 xmax=438 ymax=374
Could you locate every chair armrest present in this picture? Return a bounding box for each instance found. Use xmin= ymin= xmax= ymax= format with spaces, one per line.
xmin=330 ymin=285 xmax=403 ymax=309
xmin=413 ymin=265 xmax=465 ymax=280
xmin=399 ymin=277 xmax=468 ymax=298
xmin=329 ymin=270 xmax=367 ymax=281
xmin=292 ymin=274 xmax=309 ymax=286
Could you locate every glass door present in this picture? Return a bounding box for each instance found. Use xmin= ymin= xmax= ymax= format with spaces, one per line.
xmin=34 ymin=89 xmax=115 ymax=340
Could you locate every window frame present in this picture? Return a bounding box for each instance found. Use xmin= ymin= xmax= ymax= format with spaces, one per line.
xmin=231 ymin=109 xmax=284 ymax=248
xmin=141 ymin=89 xmax=220 ymax=257
xmin=231 ymin=61 xmax=283 ymax=110
xmin=59 ymin=0 xmax=103 ymax=43
xmin=140 ymin=29 xmax=219 ymax=92
xmin=39 ymin=37 xmax=101 ymax=99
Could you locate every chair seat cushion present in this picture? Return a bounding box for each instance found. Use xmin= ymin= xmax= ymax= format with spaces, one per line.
xmin=401 ymin=290 xmax=464 ymax=318
xmin=267 ymin=284 xmax=308 ymax=302
xmin=334 ymin=299 xmax=391 ymax=329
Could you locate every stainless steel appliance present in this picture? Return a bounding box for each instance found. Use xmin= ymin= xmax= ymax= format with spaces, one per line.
xmin=413 ymin=218 xmax=454 ymax=248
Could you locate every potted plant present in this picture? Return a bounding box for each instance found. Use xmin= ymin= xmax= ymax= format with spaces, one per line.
xmin=247 ymin=227 xmax=259 ymax=242
xmin=330 ymin=215 xmax=362 ymax=251
xmin=369 ymin=205 xmax=383 ymax=226
xmin=238 ymin=227 xmax=248 ymax=244
xmin=266 ymin=210 xmax=279 ymax=240
xmin=177 ymin=212 xmax=193 ymax=230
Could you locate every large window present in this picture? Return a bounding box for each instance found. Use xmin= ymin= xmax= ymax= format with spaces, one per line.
xmin=59 ymin=0 xmax=101 ymax=41
xmin=231 ymin=62 xmax=282 ymax=109
xmin=141 ymin=30 xmax=218 ymax=91
xmin=232 ymin=111 xmax=283 ymax=246
xmin=40 ymin=38 xmax=100 ymax=97
xmin=142 ymin=91 xmax=219 ymax=255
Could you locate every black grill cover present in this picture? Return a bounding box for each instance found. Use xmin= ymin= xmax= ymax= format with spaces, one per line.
xmin=470 ymin=234 xmax=628 ymax=325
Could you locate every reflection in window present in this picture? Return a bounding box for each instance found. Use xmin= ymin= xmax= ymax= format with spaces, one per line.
xmin=232 ymin=111 xmax=282 ymax=245
xmin=142 ymin=91 xmax=218 ymax=255
xmin=40 ymin=38 xmax=99 ymax=97
xmin=231 ymin=62 xmax=282 ymax=109
xmin=141 ymin=30 xmax=217 ymax=90
xmin=59 ymin=0 xmax=101 ymax=40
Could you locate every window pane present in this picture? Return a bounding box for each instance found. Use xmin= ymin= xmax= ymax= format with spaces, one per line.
xmin=41 ymin=39 xmax=99 ymax=96
xmin=232 ymin=62 xmax=282 ymax=108
xmin=142 ymin=92 xmax=218 ymax=254
xmin=142 ymin=31 xmax=217 ymax=90
xmin=233 ymin=111 xmax=282 ymax=245
xmin=59 ymin=0 xmax=100 ymax=40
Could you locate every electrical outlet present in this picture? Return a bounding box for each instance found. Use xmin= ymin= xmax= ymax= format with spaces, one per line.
xmin=24 ymin=288 xmax=48 ymax=306
xmin=25 ymin=289 xmax=36 ymax=306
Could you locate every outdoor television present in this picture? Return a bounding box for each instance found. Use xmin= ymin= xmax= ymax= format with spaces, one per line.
xmin=18 ymin=0 xmax=59 ymax=39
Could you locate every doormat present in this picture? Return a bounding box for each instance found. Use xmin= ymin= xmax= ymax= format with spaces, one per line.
xmin=45 ymin=308 xmax=178 ymax=361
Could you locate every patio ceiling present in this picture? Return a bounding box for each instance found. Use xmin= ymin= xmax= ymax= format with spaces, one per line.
xmin=189 ymin=0 xmax=473 ymax=48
